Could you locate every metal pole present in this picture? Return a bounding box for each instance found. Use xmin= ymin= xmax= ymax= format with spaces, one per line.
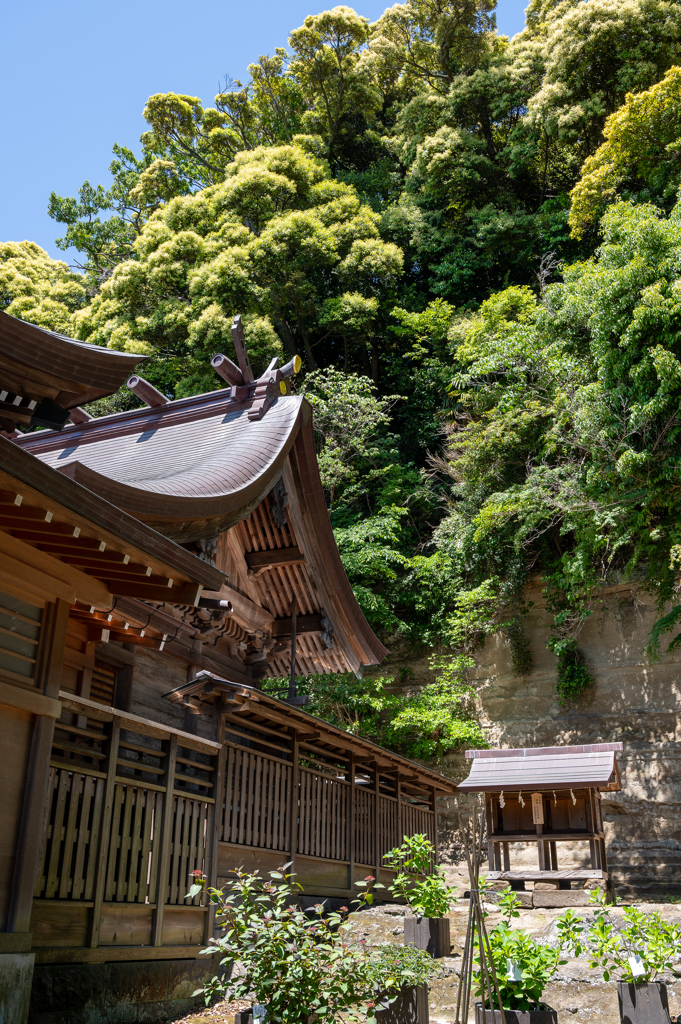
xmin=288 ymin=595 xmax=297 ymax=700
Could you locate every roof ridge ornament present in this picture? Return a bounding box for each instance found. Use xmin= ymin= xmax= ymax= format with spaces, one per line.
xmin=126 ymin=375 xmax=170 ymax=407
xmin=211 ymin=315 xmax=302 ymax=420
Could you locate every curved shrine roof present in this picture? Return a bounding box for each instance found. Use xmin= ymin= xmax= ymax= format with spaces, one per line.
xmin=18 ymin=385 xmax=388 ymax=674
xmin=18 ymin=390 xmax=306 ymax=536
xmin=0 ymin=311 xmax=145 ymax=407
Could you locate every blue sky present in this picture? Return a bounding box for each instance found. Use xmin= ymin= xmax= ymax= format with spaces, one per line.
xmin=0 ymin=0 xmax=528 ymax=263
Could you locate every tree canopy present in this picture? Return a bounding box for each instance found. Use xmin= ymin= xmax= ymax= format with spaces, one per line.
xmin=7 ymin=0 xmax=681 ymax=752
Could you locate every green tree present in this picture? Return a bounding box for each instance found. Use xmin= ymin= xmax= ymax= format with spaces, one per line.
xmin=569 ymin=65 xmax=681 ymax=238
xmin=73 ymin=144 xmax=403 ymax=376
xmin=0 ymin=241 xmax=87 ymax=332
xmin=527 ymin=0 xmax=681 ymax=167
xmin=289 ymin=6 xmax=382 ymax=167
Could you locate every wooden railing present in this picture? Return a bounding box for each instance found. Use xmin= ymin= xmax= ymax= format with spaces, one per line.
xmin=34 ymin=694 xmax=440 ymax=946
xmin=219 ymin=716 xmax=438 ymax=888
xmin=33 ymin=693 xmax=220 ymax=950
xmin=222 ymin=746 xmax=291 ymax=850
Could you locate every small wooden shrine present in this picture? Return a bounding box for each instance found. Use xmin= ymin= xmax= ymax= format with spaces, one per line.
xmin=458 ymin=743 xmax=622 ymax=898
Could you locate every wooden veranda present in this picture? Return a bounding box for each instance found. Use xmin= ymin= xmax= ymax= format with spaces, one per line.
xmin=32 ymin=675 xmax=453 ymax=964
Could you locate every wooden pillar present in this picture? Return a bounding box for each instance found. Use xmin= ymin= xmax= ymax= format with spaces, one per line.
xmin=502 ymin=842 xmax=510 ymax=872
xmin=348 ymin=755 xmax=355 ymax=892
xmin=151 ymin=734 xmax=178 ymax=947
xmin=38 ymin=599 xmax=71 ymax=699
xmin=89 ymin=718 xmax=121 ymax=947
xmin=585 ymin=788 xmax=598 ymax=869
xmin=431 ymin=786 xmax=439 ymax=867
xmin=183 ymin=661 xmax=200 ymax=735
xmin=6 ymin=714 xmax=57 ymax=933
xmin=536 ymin=817 xmax=546 ymax=871
xmin=204 ymin=695 xmax=225 ymax=944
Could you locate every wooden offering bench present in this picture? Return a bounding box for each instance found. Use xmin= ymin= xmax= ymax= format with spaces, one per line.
xmin=458 ymin=743 xmax=622 ymax=906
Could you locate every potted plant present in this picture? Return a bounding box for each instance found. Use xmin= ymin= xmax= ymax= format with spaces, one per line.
xmin=558 ymin=889 xmax=681 ymax=1024
xmin=188 ymin=864 xmax=437 ymax=1024
xmin=475 ymin=891 xmax=564 ymax=1023
xmin=369 ymin=943 xmax=436 ymax=1024
xmin=381 ymin=833 xmax=457 ymax=959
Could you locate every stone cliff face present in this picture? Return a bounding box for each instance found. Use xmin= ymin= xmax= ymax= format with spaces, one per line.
xmin=378 ymin=583 xmax=681 ymax=896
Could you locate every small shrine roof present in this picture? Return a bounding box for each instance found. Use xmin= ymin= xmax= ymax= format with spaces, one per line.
xmin=458 ymin=743 xmax=623 ymax=793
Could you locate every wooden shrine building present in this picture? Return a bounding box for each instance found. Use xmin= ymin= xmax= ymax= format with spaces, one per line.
xmin=0 ymin=314 xmax=456 ymax=1024
xmin=458 ymin=743 xmax=622 ymax=905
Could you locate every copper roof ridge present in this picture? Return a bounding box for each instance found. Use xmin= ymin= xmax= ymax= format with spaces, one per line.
xmin=17 ymin=389 xmax=304 ymax=454
xmin=465 ymin=743 xmax=624 ymax=759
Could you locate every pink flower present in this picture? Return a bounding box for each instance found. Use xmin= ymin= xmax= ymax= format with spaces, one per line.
xmin=340 ymin=906 xmax=348 ymax=912
xmin=364 ymin=875 xmax=375 ymax=882
xmin=191 ymin=869 xmax=205 ymax=877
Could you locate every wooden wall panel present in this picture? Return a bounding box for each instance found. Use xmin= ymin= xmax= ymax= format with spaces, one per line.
xmin=161 ymin=907 xmax=206 ymax=945
xmin=30 ymin=902 xmax=90 ymax=948
xmin=217 ymin=843 xmax=288 ymax=879
xmin=98 ymin=904 xmax=153 ymax=945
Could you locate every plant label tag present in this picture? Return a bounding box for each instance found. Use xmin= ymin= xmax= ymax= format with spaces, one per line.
xmin=531 ymin=792 xmax=544 ymax=824
xmin=628 ymin=955 xmax=646 ymax=978
xmin=505 ymin=958 xmax=523 ymax=981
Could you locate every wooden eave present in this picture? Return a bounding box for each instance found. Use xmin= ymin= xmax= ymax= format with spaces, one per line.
xmin=18 ymin=389 xmax=387 ymax=673
xmin=0 ymin=310 xmax=145 ymax=408
xmin=163 ymin=673 xmax=456 ymax=795
xmin=0 ymin=437 xmax=225 ymax=606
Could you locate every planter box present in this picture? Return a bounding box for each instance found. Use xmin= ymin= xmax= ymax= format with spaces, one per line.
xmin=376 ymin=984 xmax=429 ymax=1024
xmin=617 ymin=981 xmax=671 ymax=1024
xmin=404 ymin=916 xmax=450 ymax=958
xmin=474 ymin=1004 xmax=558 ymax=1024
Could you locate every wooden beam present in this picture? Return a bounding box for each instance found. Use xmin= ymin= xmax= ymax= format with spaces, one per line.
xmin=99 ymin=580 xmax=202 ymax=604
xmin=203 ymin=585 xmax=273 ymax=634
xmin=0 ymin=679 xmax=61 ymax=718
xmin=0 ymin=530 xmax=111 ymax=608
xmin=246 ymin=703 xmax=320 ymax=736
xmin=7 ymin=523 xmax=83 ymax=541
xmin=273 ymin=614 xmax=323 ymax=637
xmin=245 ymin=546 xmax=306 ymax=571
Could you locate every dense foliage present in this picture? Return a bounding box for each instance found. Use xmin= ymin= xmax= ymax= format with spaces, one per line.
xmin=6 ymin=0 xmax=681 ymax=749
xmin=559 ymin=889 xmax=681 ymax=984
xmin=383 ymin=834 xmax=458 ymax=917
xmin=194 ymin=865 xmax=437 ymax=1021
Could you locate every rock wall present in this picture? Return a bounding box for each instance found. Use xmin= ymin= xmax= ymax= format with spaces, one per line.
xmin=376 ymin=583 xmax=681 ymax=896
